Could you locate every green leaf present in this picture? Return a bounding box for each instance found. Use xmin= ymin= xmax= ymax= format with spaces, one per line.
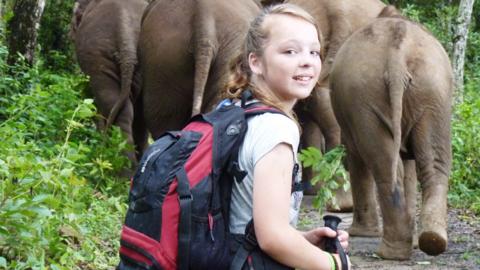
xmin=83 ymin=99 xmax=94 ymax=105
xmin=32 ymin=194 xmax=53 ymax=203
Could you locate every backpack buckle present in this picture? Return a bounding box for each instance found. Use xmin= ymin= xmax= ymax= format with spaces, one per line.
xmin=244 ymin=231 xmax=258 ymax=249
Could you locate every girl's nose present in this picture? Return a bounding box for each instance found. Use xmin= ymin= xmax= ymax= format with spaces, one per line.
xmin=299 ymin=53 xmax=314 ymax=67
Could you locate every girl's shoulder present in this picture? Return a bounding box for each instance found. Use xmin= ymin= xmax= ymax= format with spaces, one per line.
xmin=248 ymin=112 xmax=297 ymax=131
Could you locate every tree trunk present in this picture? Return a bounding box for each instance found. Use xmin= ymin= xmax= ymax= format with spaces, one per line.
xmin=7 ymin=0 xmax=45 ymax=66
xmin=452 ymin=0 xmax=475 ymax=105
xmin=0 ymin=0 xmax=6 ymax=22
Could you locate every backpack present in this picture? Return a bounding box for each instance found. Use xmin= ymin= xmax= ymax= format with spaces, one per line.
xmin=117 ymin=97 xmax=283 ymax=270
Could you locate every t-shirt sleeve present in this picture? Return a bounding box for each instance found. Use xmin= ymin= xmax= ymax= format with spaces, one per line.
xmin=246 ymin=113 xmax=300 ymax=167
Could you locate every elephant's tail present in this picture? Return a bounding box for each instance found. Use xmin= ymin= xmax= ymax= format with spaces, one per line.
xmin=385 ymin=19 xmax=411 ymax=183
xmin=106 ymin=8 xmax=140 ymax=130
xmin=191 ymin=1 xmax=218 ymax=116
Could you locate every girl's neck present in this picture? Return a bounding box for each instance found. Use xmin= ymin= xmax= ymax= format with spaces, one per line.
xmin=250 ymin=79 xmax=297 ymax=112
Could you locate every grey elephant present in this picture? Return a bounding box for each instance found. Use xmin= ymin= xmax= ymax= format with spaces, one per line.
xmin=330 ymin=9 xmax=453 ymax=260
xmin=70 ymin=0 xmax=149 ymax=166
xmin=139 ymin=0 xmax=260 ymax=139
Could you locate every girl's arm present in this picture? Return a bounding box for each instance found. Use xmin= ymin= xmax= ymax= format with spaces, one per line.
xmin=253 ymin=143 xmax=343 ymax=270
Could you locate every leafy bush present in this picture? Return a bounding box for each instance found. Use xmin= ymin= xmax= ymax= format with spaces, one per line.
xmin=450 ymin=81 xmax=480 ymax=214
xmin=299 ymin=146 xmax=350 ymax=213
xmin=0 ymin=43 xmax=130 ymax=269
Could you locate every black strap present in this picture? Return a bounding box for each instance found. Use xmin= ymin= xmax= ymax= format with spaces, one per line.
xmin=176 ymin=167 xmax=192 ymax=270
xmin=335 ymin=239 xmax=349 ymax=270
xmin=230 ymin=244 xmax=249 ymax=270
xmin=241 ymin=89 xmax=254 ymax=108
xmin=230 ymin=220 xmax=258 ymax=270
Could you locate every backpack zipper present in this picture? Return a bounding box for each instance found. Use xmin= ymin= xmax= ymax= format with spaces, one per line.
xmin=140 ymin=148 xmax=164 ymax=173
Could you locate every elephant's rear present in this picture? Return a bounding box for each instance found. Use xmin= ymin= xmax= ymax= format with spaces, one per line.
xmin=331 ymin=17 xmax=453 ymax=143
xmin=74 ymin=0 xmax=146 ymax=77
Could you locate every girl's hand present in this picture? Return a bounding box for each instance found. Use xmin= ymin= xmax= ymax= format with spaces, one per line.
xmin=303 ymin=227 xmax=349 ymax=251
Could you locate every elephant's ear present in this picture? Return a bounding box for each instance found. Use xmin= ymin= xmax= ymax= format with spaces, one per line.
xmin=377 ymin=5 xmax=404 ymax=19
xmin=69 ymin=0 xmax=91 ymax=40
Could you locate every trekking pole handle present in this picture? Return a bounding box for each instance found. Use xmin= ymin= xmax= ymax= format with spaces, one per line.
xmin=323 ymin=215 xmax=349 ymax=270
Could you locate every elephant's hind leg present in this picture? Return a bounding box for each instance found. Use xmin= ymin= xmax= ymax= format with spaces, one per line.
xmin=351 ymin=122 xmax=414 ymax=260
xmin=90 ymin=75 xmax=137 ymax=166
xmin=412 ymin=114 xmax=450 ymax=256
xmin=346 ymin=147 xmax=381 ymax=236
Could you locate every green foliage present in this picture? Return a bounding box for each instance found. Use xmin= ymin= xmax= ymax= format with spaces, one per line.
xmin=465 ymin=30 xmax=480 ymax=81
xmin=450 ymin=81 xmax=480 ymax=214
xmin=0 ymin=41 xmax=130 ymax=269
xmin=38 ymin=0 xmax=77 ymax=72
xmin=299 ymin=146 xmax=349 ymax=213
xmin=398 ymin=3 xmax=457 ymax=55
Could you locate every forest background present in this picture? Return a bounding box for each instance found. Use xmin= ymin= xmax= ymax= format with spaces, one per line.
xmin=0 ymin=0 xmax=479 ymax=269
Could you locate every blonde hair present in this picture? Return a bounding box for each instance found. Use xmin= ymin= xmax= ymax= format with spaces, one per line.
xmin=223 ymin=3 xmax=321 ymax=119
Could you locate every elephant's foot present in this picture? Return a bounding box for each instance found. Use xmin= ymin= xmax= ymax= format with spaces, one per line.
xmin=348 ymin=223 xmax=382 ymax=237
xmin=327 ymin=188 xmax=353 ymax=212
xmin=376 ymin=238 xmax=412 ymax=260
xmin=419 ymin=189 xmax=448 ymax=255
xmin=418 ymin=229 xmax=447 ymax=256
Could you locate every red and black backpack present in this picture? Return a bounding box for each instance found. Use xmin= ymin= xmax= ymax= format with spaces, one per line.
xmin=117 ymin=97 xmax=281 ymax=270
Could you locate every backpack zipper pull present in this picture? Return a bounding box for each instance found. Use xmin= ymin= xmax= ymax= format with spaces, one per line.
xmin=208 ymin=212 xmax=215 ymax=242
xmin=247 ymin=255 xmax=254 ymax=270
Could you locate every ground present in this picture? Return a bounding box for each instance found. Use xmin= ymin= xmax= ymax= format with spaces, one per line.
xmin=298 ymin=196 xmax=480 ymax=269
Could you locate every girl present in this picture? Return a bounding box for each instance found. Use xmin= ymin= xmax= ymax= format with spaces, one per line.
xmin=225 ymin=3 xmax=350 ymax=270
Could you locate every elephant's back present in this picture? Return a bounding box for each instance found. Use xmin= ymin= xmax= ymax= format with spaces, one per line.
xmin=329 ymin=18 xmax=391 ymax=101
xmin=289 ymin=0 xmax=385 ymax=51
xmin=332 ymin=17 xmax=452 ymax=97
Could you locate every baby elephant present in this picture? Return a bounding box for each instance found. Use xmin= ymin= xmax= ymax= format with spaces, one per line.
xmin=330 ymin=16 xmax=453 ymax=259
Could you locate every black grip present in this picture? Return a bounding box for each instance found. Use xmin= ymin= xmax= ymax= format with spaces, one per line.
xmin=323 ymin=215 xmax=348 ymax=270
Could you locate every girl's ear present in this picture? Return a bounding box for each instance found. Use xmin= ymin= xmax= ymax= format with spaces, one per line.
xmin=248 ymin=52 xmax=263 ymax=76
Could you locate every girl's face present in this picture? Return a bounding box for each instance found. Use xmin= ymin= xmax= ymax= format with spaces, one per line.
xmin=249 ymin=14 xmax=322 ymax=110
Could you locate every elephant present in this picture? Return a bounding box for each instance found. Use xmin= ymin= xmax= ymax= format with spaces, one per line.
xmin=284 ymin=0 xmax=387 ymax=211
xmin=138 ymin=0 xmax=260 ymax=139
xmin=329 ymin=10 xmax=453 ymax=260
xmin=70 ymin=0 xmax=149 ymax=166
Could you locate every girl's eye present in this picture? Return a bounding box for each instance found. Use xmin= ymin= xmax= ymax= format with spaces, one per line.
xmin=311 ymin=51 xmax=321 ymax=57
xmin=284 ymin=50 xmax=296 ymax=55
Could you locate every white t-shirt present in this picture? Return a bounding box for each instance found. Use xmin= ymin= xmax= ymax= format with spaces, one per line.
xmin=229 ymin=112 xmax=303 ymax=234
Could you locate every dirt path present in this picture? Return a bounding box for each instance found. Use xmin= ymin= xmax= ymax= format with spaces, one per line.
xmin=298 ymin=196 xmax=480 ymax=269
